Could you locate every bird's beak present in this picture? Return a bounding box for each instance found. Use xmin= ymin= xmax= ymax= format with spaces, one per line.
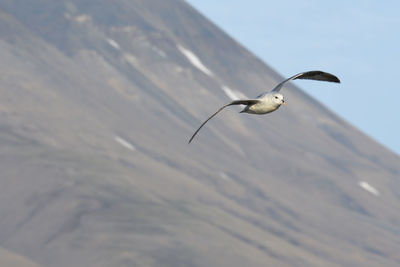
xmin=281 ymin=100 xmax=286 ymax=106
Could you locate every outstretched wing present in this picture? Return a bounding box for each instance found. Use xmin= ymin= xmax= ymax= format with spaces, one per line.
xmin=271 ymin=71 xmax=340 ymax=93
xmin=188 ymin=99 xmax=260 ymax=143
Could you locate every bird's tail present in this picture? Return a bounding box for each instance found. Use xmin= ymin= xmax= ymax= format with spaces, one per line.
xmin=239 ymin=107 xmax=248 ymax=113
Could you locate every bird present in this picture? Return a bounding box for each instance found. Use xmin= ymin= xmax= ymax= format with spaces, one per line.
xmin=188 ymin=70 xmax=340 ymax=143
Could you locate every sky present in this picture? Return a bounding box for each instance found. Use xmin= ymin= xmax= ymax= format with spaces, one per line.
xmin=186 ymin=0 xmax=400 ymax=156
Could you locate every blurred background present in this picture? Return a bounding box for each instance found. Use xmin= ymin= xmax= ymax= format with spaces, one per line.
xmin=0 ymin=0 xmax=399 ymax=266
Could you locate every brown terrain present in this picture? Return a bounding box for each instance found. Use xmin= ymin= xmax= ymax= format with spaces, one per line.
xmin=0 ymin=0 xmax=399 ymax=266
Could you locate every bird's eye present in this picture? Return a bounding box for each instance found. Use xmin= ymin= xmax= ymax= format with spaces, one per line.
xmin=274 ymin=96 xmax=278 ymax=99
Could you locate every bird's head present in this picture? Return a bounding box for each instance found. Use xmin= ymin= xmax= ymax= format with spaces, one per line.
xmin=271 ymin=93 xmax=286 ymax=106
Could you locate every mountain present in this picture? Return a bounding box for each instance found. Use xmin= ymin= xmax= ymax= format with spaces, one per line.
xmin=0 ymin=0 xmax=399 ymax=266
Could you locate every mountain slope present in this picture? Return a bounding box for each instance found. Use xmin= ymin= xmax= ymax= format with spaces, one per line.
xmin=0 ymin=0 xmax=399 ymax=266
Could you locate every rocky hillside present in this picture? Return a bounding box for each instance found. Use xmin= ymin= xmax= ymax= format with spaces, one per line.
xmin=0 ymin=0 xmax=399 ymax=266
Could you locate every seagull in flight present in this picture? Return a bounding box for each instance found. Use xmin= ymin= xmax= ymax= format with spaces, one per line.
xmin=188 ymin=70 xmax=340 ymax=143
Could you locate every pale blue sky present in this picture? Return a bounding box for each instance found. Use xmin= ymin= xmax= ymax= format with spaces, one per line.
xmin=186 ymin=0 xmax=400 ymax=156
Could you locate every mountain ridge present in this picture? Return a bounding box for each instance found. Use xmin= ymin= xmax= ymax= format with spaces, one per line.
xmin=0 ymin=0 xmax=399 ymax=266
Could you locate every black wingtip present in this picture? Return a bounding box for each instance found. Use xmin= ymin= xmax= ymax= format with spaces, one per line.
xmin=298 ymin=71 xmax=341 ymax=84
xmin=329 ymin=74 xmax=341 ymax=83
xmin=188 ymin=134 xmax=196 ymax=144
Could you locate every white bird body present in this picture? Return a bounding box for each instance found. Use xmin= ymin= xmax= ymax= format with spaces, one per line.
xmin=188 ymin=71 xmax=340 ymax=143
xmin=240 ymin=93 xmax=284 ymax=114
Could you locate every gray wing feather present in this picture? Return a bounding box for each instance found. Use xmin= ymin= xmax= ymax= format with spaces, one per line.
xmin=188 ymin=99 xmax=260 ymax=143
xmin=271 ymin=71 xmax=340 ymax=93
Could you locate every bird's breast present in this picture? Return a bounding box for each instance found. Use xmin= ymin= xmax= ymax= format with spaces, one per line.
xmin=246 ymin=102 xmax=279 ymax=114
